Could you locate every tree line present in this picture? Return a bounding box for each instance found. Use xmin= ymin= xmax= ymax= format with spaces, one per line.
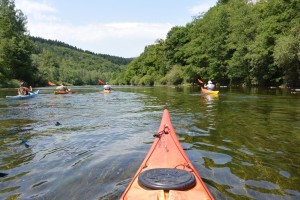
xmin=113 ymin=0 xmax=299 ymax=87
xmin=31 ymin=37 xmax=133 ymax=65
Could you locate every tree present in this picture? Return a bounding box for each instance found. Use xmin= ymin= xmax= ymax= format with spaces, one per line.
xmin=165 ymin=26 xmax=190 ymax=66
xmin=0 ymin=0 xmax=35 ymax=84
xmin=274 ymin=33 xmax=300 ymax=87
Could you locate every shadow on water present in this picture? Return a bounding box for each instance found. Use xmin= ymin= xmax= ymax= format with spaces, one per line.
xmin=0 ymin=86 xmax=299 ymax=199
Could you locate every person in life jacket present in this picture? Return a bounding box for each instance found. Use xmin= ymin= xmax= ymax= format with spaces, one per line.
xmin=204 ymin=80 xmax=215 ymax=91
xmin=58 ymin=83 xmax=70 ymax=92
xmin=18 ymin=81 xmax=32 ymax=95
xmin=103 ymin=82 xmax=111 ymax=91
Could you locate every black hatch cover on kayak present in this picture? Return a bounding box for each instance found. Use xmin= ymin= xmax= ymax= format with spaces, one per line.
xmin=138 ymin=168 xmax=196 ymax=190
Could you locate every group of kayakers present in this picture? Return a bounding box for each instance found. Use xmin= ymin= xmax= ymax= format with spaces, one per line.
xmin=17 ymin=79 xmax=213 ymax=95
xmin=17 ymin=81 xmax=70 ymax=95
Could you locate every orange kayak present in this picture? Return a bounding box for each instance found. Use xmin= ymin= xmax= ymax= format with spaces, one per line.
xmin=201 ymin=87 xmax=219 ymax=95
xmin=54 ymin=91 xmax=76 ymax=95
xmin=120 ymin=109 xmax=214 ymax=200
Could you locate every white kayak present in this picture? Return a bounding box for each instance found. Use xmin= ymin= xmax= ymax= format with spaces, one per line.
xmin=6 ymin=90 xmax=40 ymax=100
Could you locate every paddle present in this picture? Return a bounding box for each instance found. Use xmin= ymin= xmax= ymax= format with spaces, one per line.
xmin=48 ymin=81 xmax=56 ymax=86
xmin=198 ymin=79 xmax=204 ymax=84
xmin=98 ymin=79 xmax=105 ymax=85
xmin=198 ymin=79 xmax=207 ymax=93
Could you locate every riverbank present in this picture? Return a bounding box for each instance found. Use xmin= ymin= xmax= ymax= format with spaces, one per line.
xmin=0 ymin=79 xmax=20 ymax=88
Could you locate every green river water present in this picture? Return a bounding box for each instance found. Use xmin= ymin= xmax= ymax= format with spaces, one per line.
xmin=0 ymin=86 xmax=299 ymax=200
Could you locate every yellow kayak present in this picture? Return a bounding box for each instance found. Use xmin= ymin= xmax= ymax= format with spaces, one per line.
xmin=201 ymin=87 xmax=219 ymax=95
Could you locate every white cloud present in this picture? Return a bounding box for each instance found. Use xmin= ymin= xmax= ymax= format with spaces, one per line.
xmin=25 ymin=21 xmax=172 ymax=57
xmin=15 ymin=0 xmax=173 ymax=57
xmin=15 ymin=0 xmax=59 ymax=22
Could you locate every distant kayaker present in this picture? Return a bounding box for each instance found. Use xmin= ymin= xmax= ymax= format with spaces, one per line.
xmin=204 ymin=80 xmax=215 ymax=91
xmin=18 ymin=81 xmax=32 ymax=95
xmin=58 ymin=83 xmax=70 ymax=92
xmin=104 ymin=82 xmax=111 ymax=91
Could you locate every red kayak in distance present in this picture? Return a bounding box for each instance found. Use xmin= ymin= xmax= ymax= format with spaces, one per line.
xmin=120 ymin=109 xmax=214 ymax=200
xmin=54 ymin=91 xmax=77 ymax=95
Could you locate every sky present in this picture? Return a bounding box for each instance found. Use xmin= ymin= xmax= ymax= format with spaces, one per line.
xmin=15 ymin=0 xmax=218 ymax=58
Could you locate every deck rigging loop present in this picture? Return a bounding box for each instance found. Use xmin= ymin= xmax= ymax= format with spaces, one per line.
xmin=175 ymin=163 xmax=193 ymax=172
xmin=153 ymin=124 xmax=170 ymax=138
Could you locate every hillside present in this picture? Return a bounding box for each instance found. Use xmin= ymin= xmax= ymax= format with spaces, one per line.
xmin=31 ymin=37 xmax=133 ymax=86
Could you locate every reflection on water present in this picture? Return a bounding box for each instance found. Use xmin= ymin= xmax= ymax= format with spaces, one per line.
xmin=201 ymin=93 xmax=219 ymax=131
xmin=0 ymin=86 xmax=299 ymax=199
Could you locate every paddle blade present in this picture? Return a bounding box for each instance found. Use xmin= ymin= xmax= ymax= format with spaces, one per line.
xmin=198 ymin=79 xmax=204 ymax=84
xmin=48 ymin=81 xmax=56 ymax=86
xmin=98 ymin=79 xmax=105 ymax=85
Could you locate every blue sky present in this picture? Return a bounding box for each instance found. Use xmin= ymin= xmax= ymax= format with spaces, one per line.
xmin=15 ymin=0 xmax=218 ymax=57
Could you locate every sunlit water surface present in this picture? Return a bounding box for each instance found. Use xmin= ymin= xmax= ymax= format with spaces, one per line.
xmin=0 ymin=86 xmax=299 ymax=200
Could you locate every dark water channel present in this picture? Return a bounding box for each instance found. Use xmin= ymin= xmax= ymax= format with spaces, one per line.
xmin=0 ymin=86 xmax=299 ymax=200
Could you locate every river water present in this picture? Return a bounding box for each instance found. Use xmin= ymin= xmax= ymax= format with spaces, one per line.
xmin=0 ymin=86 xmax=299 ymax=200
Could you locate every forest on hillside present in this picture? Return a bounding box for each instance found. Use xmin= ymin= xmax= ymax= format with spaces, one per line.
xmin=31 ymin=37 xmax=132 ymax=86
xmin=114 ymin=0 xmax=300 ymax=87
xmin=0 ymin=0 xmax=131 ymax=87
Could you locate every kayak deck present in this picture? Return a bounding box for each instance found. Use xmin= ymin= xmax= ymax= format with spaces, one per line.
xmin=120 ymin=109 xmax=214 ymax=200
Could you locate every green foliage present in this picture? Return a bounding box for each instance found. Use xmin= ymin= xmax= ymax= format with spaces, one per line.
xmin=274 ymin=33 xmax=300 ymax=86
xmin=31 ymin=37 xmax=133 ymax=65
xmin=0 ymin=0 xmax=35 ymax=84
xmin=31 ymin=37 xmax=128 ymax=86
xmin=139 ymin=75 xmax=154 ymax=86
xmin=122 ymin=0 xmax=300 ymax=87
xmin=165 ymin=26 xmax=190 ymax=66
xmin=124 ymin=41 xmax=169 ymax=85
xmin=160 ymin=65 xmax=184 ymax=85
xmin=0 ymin=78 xmax=19 ymax=87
